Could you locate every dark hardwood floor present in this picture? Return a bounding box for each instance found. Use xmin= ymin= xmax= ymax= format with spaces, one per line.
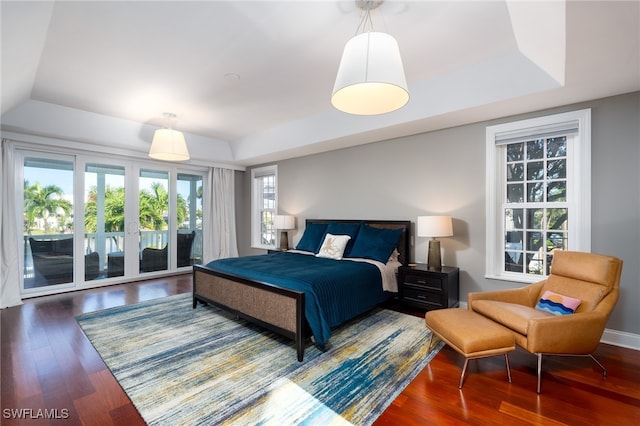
xmin=2 ymin=275 xmax=639 ymax=425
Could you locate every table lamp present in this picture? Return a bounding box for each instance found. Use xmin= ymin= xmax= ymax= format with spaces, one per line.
xmin=274 ymin=215 xmax=296 ymax=251
xmin=417 ymin=216 xmax=453 ymax=269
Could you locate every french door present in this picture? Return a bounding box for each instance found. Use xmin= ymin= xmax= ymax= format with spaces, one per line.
xmin=19 ymin=150 xmax=204 ymax=295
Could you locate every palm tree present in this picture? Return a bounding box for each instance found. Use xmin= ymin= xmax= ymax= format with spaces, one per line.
xmin=84 ymin=181 xmax=189 ymax=232
xmin=84 ymin=186 xmax=125 ymax=233
xmin=138 ymin=182 xmax=188 ymax=229
xmin=139 ymin=182 xmax=168 ymax=231
xmin=177 ymin=194 xmax=188 ymax=226
xmin=23 ymin=180 xmax=72 ymax=234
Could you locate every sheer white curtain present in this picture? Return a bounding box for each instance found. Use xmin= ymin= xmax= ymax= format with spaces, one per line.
xmin=203 ymin=167 xmax=238 ymax=261
xmin=1 ymin=139 xmax=23 ymax=308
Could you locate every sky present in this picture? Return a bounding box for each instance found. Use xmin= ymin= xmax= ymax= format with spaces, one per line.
xmin=24 ymin=165 xmax=193 ymax=203
xmin=25 ymin=167 xmax=160 ymax=202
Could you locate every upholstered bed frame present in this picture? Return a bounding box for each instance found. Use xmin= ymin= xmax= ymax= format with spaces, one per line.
xmin=192 ymin=219 xmax=411 ymax=361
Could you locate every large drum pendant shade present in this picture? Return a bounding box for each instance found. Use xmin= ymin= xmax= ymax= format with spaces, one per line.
xmin=331 ymin=31 xmax=409 ymax=115
xmin=149 ymin=128 xmax=190 ymax=162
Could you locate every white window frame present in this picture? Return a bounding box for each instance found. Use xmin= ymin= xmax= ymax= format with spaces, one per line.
xmin=485 ymin=109 xmax=591 ymax=283
xmin=251 ymin=165 xmax=277 ymax=249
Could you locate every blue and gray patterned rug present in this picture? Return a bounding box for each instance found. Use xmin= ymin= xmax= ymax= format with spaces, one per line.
xmin=76 ymin=293 xmax=442 ymax=425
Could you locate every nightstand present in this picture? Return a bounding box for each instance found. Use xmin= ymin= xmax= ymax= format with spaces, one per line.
xmin=398 ymin=264 xmax=459 ymax=311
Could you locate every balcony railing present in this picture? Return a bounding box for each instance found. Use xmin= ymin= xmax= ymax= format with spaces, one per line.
xmin=23 ymin=230 xmax=202 ymax=280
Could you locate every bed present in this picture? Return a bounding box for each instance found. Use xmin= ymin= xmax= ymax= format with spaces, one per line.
xmin=192 ymin=219 xmax=411 ymax=361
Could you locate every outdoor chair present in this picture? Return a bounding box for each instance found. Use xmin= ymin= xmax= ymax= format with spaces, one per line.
xmin=29 ymin=237 xmax=100 ymax=283
xmin=140 ymin=231 xmax=196 ymax=272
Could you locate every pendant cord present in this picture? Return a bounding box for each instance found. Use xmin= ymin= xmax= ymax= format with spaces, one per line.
xmin=354 ymin=1 xmax=376 ymax=36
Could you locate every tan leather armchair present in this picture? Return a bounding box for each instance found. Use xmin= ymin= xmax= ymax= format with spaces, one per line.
xmin=468 ymin=250 xmax=623 ymax=393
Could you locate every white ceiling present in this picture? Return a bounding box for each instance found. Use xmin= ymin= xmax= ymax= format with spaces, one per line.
xmin=1 ymin=1 xmax=639 ymax=167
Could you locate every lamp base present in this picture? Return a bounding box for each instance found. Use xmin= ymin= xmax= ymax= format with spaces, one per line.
xmin=279 ymin=231 xmax=289 ymax=251
xmin=427 ymin=239 xmax=442 ymax=270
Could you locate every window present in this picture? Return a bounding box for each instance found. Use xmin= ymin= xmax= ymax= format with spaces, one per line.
xmin=486 ymin=109 xmax=591 ymax=283
xmin=251 ymin=165 xmax=277 ymax=249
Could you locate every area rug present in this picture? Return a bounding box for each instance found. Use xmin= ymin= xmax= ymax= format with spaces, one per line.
xmin=76 ymin=293 xmax=443 ymax=425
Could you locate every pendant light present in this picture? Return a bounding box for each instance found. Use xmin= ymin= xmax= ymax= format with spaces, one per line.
xmin=331 ymin=0 xmax=409 ymax=115
xmin=149 ymin=113 xmax=190 ymax=161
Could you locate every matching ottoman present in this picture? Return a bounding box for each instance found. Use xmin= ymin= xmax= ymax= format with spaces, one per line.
xmin=425 ymin=308 xmax=515 ymax=388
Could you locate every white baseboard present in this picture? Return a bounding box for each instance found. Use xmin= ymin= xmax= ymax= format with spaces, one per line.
xmin=601 ymin=329 xmax=640 ymax=351
xmin=457 ymin=301 xmax=640 ymax=351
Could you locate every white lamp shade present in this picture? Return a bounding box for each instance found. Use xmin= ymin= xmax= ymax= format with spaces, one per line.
xmin=149 ymin=128 xmax=190 ymax=161
xmin=332 ymin=31 xmax=409 ymax=115
xmin=417 ymin=216 xmax=453 ymax=238
xmin=274 ymin=215 xmax=296 ymax=230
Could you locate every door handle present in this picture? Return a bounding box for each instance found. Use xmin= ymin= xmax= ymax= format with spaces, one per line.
xmin=127 ymin=222 xmax=139 ymax=235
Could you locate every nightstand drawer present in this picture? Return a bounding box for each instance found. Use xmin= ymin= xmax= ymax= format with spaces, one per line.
xmin=404 ymin=274 xmax=444 ymax=290
xmin=398 ymin=265 xmax=459 ymax=311
xmin=402 ymin=286 xmax=443 ymax=306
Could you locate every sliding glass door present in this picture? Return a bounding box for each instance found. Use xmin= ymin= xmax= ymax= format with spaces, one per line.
xmin=137 ymin=170 xmax=203 ymax=272
xmin=84 ymin=163 xmax=126 ymax=278
xmin=19 ymin=149 xmax=207 ymax=295
xmin=139 ymin=169 xmax=169 ymax=273
xmin=23 ymin=155 xmax=77 ymax=290
xmin=177 ymin=173 xmax=203 ymax=266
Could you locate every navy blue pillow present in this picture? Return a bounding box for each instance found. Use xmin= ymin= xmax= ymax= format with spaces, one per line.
xmin=348 ymin=225 xmax=403 ymax=263
xmin=295 ymin=223 xmax=328 ymax=253
xmin=324 ymin=222 xmax=361 ymax=256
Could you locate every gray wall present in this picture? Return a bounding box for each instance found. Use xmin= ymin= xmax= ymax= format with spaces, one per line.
xmin=238 ymin=92 xmax=639 ymax=336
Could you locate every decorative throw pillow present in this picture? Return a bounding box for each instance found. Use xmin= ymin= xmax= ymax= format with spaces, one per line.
xmin=388 ymin=249 xmax=400 ymax=263
xmin=316 ymin=234 xmax=351 ymax=260
xmin=324 ymin=222 xmax=361 ymax=256
xmin=348 ymin=225 xmax=403 ymax=264
xmin=295 ymin=223 xmax=327 ymax=253
xmin=535 ymin=290 xmax=582 ymax=315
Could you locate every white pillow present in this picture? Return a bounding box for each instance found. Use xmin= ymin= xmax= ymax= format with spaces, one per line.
xmin=316 ymin=233 xmax=351 ymax=260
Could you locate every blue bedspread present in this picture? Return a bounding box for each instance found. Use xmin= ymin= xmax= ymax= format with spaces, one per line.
xmin=205 ymin=251 xmax=389 ymax=346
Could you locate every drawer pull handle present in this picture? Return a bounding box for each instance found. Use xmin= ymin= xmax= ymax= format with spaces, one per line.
xmin=417 ymin=295 xmax=426 ymax=300
xmin=417 ymin=279 xmax=427 ymax=284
